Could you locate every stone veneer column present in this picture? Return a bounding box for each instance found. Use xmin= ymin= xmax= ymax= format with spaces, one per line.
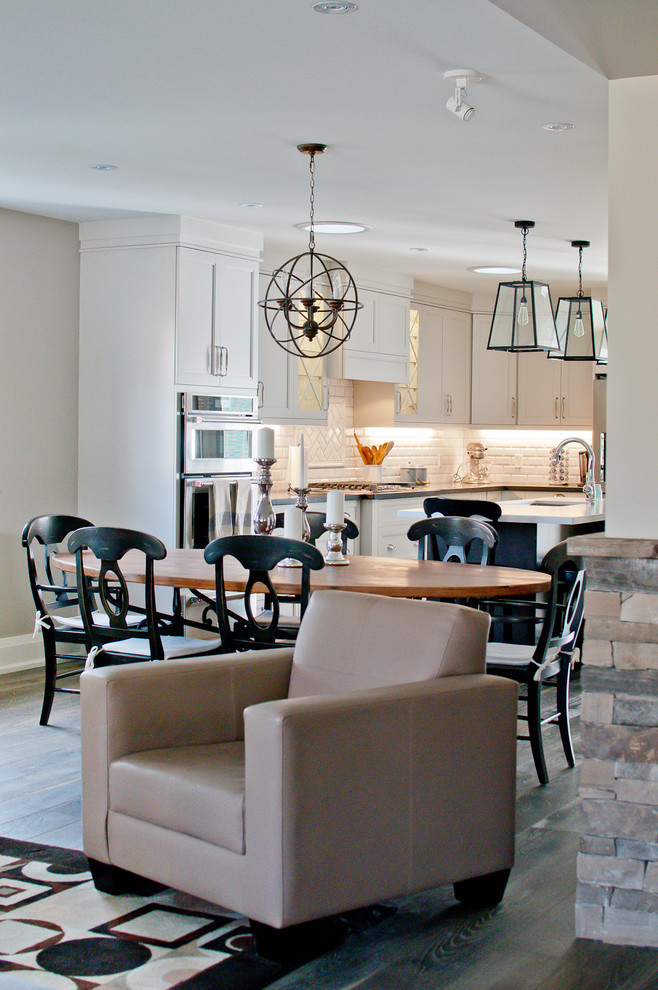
xmin=568 ymin=534 xmax=658 ymax=947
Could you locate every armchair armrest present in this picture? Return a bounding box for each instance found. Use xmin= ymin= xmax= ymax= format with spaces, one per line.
xmin=242 ymin=673 xmax=518 ymax=927
xmin=81 ymin=648 xmax=293 ymax=864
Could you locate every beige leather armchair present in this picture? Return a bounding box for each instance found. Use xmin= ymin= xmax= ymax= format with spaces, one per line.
xmin=81 ymin=590 xmax=517 ymax=956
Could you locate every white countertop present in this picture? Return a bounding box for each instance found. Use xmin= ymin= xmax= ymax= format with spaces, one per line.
xmin=398 ymin=497 xmax=605 ymax=526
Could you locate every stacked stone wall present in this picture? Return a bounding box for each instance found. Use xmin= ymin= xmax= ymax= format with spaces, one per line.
xmin=571 ymin=536 xmax=658 ymax=947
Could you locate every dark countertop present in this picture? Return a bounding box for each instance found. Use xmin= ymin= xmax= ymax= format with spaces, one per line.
xmin=273 ymin=483 xmax=585 ymax=505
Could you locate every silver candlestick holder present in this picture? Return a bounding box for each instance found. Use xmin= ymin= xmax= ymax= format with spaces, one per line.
xmin=323 ymin=522 xmax=349 ymax=565
xmin=288 ymin=485 xmax=311 ymax=542
xmin=253 ymin=458 xmax=276 ymax=535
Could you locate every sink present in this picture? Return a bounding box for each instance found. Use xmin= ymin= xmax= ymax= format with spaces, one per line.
xmin=530 ymin=497 xmax=585 ymax=506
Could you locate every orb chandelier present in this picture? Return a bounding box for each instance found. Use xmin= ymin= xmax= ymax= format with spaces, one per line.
xmin=487 ymin=220 xmax=559 ymax=353
xmin=258 ymin=143 xmax=362 ymax=358
xmin=549 ymin=240 xmax=608 ymax=362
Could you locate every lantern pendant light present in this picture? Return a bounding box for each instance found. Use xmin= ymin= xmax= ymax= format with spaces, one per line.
xmin=258 ymin=143 xmax=362 ymax=359
xmin=487 ymin=220 xmax=559 ymax=352
xmin=550 ymin=240 xmax=608 ymax=362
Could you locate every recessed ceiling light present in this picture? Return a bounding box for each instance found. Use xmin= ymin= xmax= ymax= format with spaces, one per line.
xmin=295 ymin=220 xmax=370 ymax=234
xmin=312 ymin=1 xmax=358 ymax=12
xmin=410 ymin=247 xmax=429 ymax=252
xmin=471 ymin=266 xmax=522 ymax=275
xmin=542 ymin=122 xmax=575 ymax=132
xmin=89 ymin=163 xmax=119 ymax=171
xmin=240 ymin=202 xmax=263 ymax=208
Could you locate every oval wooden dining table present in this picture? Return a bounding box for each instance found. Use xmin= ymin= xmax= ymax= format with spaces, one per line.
xmin=53 ymin=548 xmax=551 ymax=600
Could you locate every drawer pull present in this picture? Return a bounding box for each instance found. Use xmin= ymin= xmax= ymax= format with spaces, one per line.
xmin=386 ymin=543 xmax=396 ymax=552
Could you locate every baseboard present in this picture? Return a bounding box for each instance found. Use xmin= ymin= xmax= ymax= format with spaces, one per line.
xmin=0 ymin=634 xmax=44 ymax=675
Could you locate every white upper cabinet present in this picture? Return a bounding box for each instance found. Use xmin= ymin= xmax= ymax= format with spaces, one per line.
xmin=396 ymin=303 xmax=471 ymax=425
xmin=327 ymin=279 xmax=411 ymax=383
xmin=176 ymin=247 xmax=258 ymax=392
xmin=471 ymin=314 xmax=518 ymax=425
xmin=471 ymin=312 xmax=593 ymax=428
xmin=257 ymin=272 xmax=328 ymax=424
xmin=517 ymin=350 xmax=593 ymax=427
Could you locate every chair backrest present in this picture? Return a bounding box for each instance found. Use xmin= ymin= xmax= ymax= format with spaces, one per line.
xmin=274 ymin=511 xmax=359 ymax=553
xmin=22 ymin=514 xmax=94 ymax=625
xmin=423 ymin=497 xmax=502 ymax=526
xmin=407 ymin=516 xmax=498 ymax=565
xmin=288 ymin=589 xmax=490 ymax=698
xmin=533 ymin=541 xmax=586 ymax=669
xmin=204 ymin=534 xmax=325 ymax=650
xmin=67 ymin=526 xmax=166 ymax=658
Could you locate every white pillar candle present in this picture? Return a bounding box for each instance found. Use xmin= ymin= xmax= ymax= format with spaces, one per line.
xmin=283 ymin=506 xmax=303 ymax=541
xmin=287 ymin=445 xmax=300 ymax=487
xmin=326 ymin=490 xmax=344 ymax=527
xmin=256 ymin=427 xmax=275 ymax=460
xmin=299 ymin=433 xmax=307 ymax=488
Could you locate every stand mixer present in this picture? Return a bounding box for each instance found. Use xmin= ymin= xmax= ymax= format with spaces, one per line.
xmin=453 ymin=442 xmax=490 ymax=484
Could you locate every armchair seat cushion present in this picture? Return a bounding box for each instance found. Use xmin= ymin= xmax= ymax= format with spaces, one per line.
xmin=110 ymin=742 xmax=246 ymax=854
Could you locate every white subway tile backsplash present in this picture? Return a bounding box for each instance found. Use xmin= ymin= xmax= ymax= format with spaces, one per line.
xmin=269 ymin=382 xmax=589 ymax=489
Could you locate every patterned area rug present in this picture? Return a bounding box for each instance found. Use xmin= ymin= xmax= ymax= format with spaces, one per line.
xmin=0 ymin=837 xmax=293 ymax=989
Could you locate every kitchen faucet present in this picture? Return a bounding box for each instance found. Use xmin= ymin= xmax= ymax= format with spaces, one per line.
xmin=552 ymin=437 xmax=600 ymax=503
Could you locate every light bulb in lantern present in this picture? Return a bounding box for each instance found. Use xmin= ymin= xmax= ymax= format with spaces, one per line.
xmin=574 ymin=311 xmax=585 ymax=337
xmin=517 ymin=296 xmax=529 ymax=327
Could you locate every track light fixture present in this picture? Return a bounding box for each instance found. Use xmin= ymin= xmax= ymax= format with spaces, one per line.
xmin=443 ymin=69 xmax=481 ymax=122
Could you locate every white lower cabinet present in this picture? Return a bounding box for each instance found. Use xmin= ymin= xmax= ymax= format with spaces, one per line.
xmin=360 ymin=497 xmax=425 ymax=559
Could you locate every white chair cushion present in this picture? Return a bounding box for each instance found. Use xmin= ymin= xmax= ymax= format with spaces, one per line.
xmin=101 ymin=634 xmax=222 ymax=661
xmin=52 ymin=610 xmax=143 ymax=630
xmin=486 ymin=642 xmax=535 ymax=666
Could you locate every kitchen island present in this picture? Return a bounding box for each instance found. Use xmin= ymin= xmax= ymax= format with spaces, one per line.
xmin=396 ymin=496 xmax=605 ymax=569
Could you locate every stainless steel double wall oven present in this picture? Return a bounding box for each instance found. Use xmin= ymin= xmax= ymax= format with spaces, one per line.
xmin=179 ymin=392 xmax=256 ymax=548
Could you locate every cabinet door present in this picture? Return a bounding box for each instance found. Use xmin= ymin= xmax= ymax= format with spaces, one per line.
xmin=560 ymin=361 xmax=593 ymax=426
xmin=332 ymin=288 xmax=410 ymax=383
xmin=258 ymin=275 xmax=328 ymax=424
xmin=176 ymin=247 xmax=217 ymax=385
xmin=397 ymin=304 xmax=443 ymax=424
xmin=517 ymin=350 xmax=562 ymax=425
xmin=438 ymin=310 xmax=471 ymax=424
xmin=215 ymin=256 xmax=258 ymax=390
xmin=471 ymin=315 xmax=517 ymax=425
xmin=176 ymin=248 xmax=258 ymax=390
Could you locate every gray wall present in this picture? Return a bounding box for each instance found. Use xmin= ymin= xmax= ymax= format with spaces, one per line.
xmin=0 ymin=209 xmax=79 ymax=637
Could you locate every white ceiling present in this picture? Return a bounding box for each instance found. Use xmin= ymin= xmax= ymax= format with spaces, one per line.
xmin=0 ymin=0 xmax=653 ymax=298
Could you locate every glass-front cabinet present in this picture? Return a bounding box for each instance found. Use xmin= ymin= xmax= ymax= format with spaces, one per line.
xmin=257 ymin=271 xmax=328 ymax=424
xmin=395 ymin=302 xmax=471 ymax=425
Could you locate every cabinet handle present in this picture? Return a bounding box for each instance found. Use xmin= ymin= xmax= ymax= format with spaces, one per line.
xmin=554 ymin=397 xmax=560 ymax=420
xmin=562 ymin=396 xmax=566 ymax=419
xmin=212 ymin=345 xmax=222 ymax=377
xmin=396 ymin=388 xmax=402 ymax=414
xmin=221 ymin=346 xmax=229 ymax=376
xmin=511 ymin=395 xmax=516 ymax=419
xmin=323 ymin=382 xmax=329 ymax=411
xmin=386 ymin=543 xmax=396 ymax=552
xmin=257 ymin=380 xmax=264 ymax=408
xmin=449 ymin=395 xmax=453 ymax=415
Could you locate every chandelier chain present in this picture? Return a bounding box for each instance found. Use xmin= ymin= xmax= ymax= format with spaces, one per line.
xmin=521 ymin=225 xmax=528 ymax=283
xmin=578 ymin=244 xmax=584 ymax=297
xmin=308 ymin=152 xmax=316 ymax=252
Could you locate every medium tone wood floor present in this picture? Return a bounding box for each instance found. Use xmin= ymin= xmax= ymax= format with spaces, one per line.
xmin=2 ymin=665 xmax=658 ymax=989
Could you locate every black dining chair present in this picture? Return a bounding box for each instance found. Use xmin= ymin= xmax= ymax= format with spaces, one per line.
xmin=204 ymin=534 xmax=325 ymax=652
xmin=23 ymin=514 xmax=95 ymax=725
xmin=68 ymin=526 xmax=222 ymax=665
xmin=423 ymin=496 xmax=502 ymax=526
xmin=274 ymin=511 xmax=359 ymax=553
xmin=484 ymin=541 xmax=586 ymax=786
xmin=407 ymin=516 xmax=498 ymax=565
